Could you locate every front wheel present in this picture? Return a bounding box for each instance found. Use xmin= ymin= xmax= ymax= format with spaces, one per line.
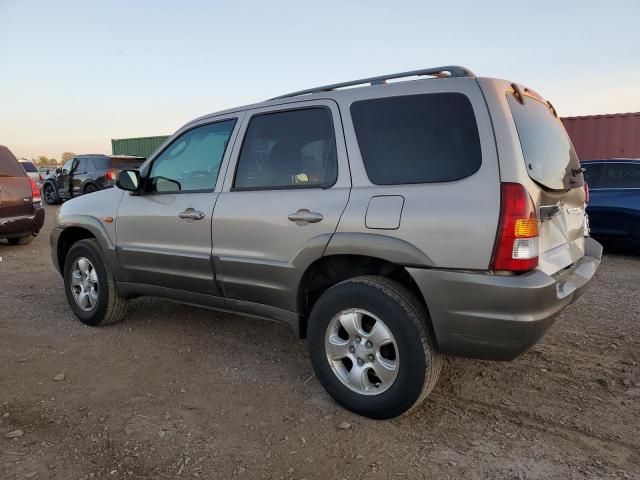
xmin=63 ymin=239 xmax=128 ymax=326
xmin=307 ymin=276 xmax=441 ymax=419
xmin=43 ymin=183 xmax=59 ymax=205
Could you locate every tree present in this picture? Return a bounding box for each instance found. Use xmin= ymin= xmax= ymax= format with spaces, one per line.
xmin=35 ymin=156 xmax=52 ymax=166
xmin=61 ymin=152 xmax=76 ymax=162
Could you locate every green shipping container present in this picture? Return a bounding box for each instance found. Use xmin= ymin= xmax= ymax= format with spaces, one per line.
xmin=111 ymin=136 xmax=170 ymax=158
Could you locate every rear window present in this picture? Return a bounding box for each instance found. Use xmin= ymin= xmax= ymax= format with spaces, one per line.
xmin=599 ymin=162 xmax=640 ymax=188
xmin=582 ymin=162 xmax=603 ymax=188
xmin=92 ymin=156 xmax=144 ymax=170
xmin=507 ymin=94 xmax=581 ymax=191
xmin=0 ymin=146 xmax=26 ymax=177
xmin=19 ymin=161 xmax=38 ymax=172
xmin=350 ymin=93 xmax=482 ymax=185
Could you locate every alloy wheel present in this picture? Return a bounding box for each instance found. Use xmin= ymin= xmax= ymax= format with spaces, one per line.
xmin=324 ymin=308 xmax=399 ymax=395
xmin=70 ymin=257 xmax=99 ymax=311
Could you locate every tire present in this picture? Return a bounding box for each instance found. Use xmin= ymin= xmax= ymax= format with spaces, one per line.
xmin=307 ymin=276 xmax=441 ymax=419
xmin=63 ymin=239 xmax=128 ymax=326
xmin=7 ymin=236 xmax=33 ymax=245
xmin=84 ymin=184 xmax=99 ymax=194
xmin=43 ymin=182 xmax=59 ymax=205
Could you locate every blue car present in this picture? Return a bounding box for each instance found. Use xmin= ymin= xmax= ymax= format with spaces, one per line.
xmin=582 ymin=159 xmax=640 ymax=250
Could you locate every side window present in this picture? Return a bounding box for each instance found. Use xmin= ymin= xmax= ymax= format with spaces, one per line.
xmin=582 ymin=163 xmax=603 ymax=188
xmin=233 ymin=108 xmax=337 ymax=190
xmin=62 ymin=159 xmax=74 ymax=174
xmin=351 ymin=93 xmax=482 ymax=185
xmin=148 ymin=119 xmax=236 ymax=193
xmin=600 ymin=163 xmax=640 ymax=189
xmin=77 ymin=158 xmax=90 ymax=172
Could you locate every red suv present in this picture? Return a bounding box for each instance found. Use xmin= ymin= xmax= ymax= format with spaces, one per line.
xmin=0 ymin=145 xmax=45 ymax=245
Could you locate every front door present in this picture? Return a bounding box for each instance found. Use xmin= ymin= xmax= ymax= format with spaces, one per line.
xmin=116 ymin=115 xmax=241 ymax=295
xmin=212 ymin=101 xmax=350 ymax=312
xmin=56 ymin=158 xmax=75 ymax=199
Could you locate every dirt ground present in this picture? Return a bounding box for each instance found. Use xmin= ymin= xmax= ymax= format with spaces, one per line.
xmin=1 ymin=204 xmax=639 ymax=480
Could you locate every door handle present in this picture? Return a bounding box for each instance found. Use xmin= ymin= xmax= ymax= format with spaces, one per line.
xmin=179 ymin=208 xmax=205 ymax=221
xmin=288 ymin=209 xmax=323 ymax=225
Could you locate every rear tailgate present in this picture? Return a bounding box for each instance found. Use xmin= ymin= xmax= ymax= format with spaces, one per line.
xmin=0 ymin=146 xmax=34 ymax=220
xmin=505 ymin=90 xmax=586 ymax=275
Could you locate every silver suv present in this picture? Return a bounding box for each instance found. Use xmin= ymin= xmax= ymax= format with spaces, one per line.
xmin=51 ymin=66 xmax=601 ymax=418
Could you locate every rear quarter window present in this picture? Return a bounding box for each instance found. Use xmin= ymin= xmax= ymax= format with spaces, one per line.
xmin=350 ymin=93 xmax=482 ymax=185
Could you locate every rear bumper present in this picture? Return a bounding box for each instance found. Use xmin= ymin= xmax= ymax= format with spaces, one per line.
xmin=408 ymin=237 xmax=602 ymax=361
xmin=0 ymin=205 xmax=45 ymax=238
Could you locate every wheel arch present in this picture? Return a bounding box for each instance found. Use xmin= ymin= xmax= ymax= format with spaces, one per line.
xmin=54 ymin=216 xmax=123 ymax=280
xmin=296 ymin=253 xmax=430 ymax=338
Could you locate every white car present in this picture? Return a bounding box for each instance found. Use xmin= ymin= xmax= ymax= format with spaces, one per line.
xmin=19 ymin=160 xmax=44 ymax=188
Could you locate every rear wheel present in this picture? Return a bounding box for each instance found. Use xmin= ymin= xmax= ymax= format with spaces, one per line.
xmin=43 ymin=182 xmax=59 ymax=205
xmin=307 ymin=276 xmax=441 ymax=419
xmin=84 ymin=184 xmax=99 ymax=194
xmin=63 ymin=239 xmax=128 ymax=326
xmin=7 ymin=236 xmax=33 ymax=245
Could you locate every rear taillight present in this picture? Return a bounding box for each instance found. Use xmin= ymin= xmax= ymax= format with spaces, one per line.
xmin=583 ymin=182 xmax=589 ymax=204
xmin=490 ymin=183 xmax=539 ymax=272
xmin=105 ymin=170 xmax=117 ymax=181
xmin=29 ymin=177 xmax=41 ymax=204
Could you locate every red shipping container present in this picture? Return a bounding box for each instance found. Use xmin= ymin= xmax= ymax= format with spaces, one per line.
xmin=561 ymin=112 xmax=640 ymax=161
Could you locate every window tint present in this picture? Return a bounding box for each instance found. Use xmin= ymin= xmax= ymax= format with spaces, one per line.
xmin=599 ymin=163 xmax=640 ymax=189
xmin=350 ymin=93 xmax=481 ymax=185
xmin=0 ymin=146 xmax=25 ymax=177
xmin=19 ymin=161 xmax=38 ymax=173
xmin=62 ymin=159 xmax=74 ymax=173
xmin=581 ymin=163 xmax=603 ymax=188
xmin=233 ymin=108 xmax=337 ymax=190
xmin=149 ymin=119 xmax=236 ymax=193
xmin=77 ymin=158 xmax=91 ymax=172
xmin=507 ymin=94 xmax=581 ymax=191
xmin=92 ymin=157 xmax=111 ymax=170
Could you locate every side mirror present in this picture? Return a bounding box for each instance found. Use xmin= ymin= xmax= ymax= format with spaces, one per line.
xmin=116 ymin=169 xmax=141 ymax=193
xmin=56 ymin=167 xmax=62 ymax=174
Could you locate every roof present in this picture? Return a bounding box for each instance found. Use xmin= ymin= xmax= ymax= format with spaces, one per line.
xmin=183 ymin=65 xmax=479 ymax=129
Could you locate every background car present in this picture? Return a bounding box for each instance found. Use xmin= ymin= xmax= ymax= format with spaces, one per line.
xmin=582 ymin=159 xmax=640 ymax=251
xmin=19 ymin=159 xmax=44 ymax=188
xmin=42 ymin=154 xmax=144 ymax=205
xmin=0 ymin=145 xmax=45 ymax=245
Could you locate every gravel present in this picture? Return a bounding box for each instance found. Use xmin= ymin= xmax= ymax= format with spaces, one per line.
xmin=0 ymin=205 xmax=638 ymax=479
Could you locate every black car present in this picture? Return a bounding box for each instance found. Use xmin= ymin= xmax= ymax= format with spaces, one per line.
xmin=42 ymin=154 xmax=144 ymax=205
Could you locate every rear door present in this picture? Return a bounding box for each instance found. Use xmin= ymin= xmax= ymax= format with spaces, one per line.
xmin=505 ymin=92 xmax=587 ymax=274
xmin=0 ymin=146 xmax=34 ymax=221
xmin=212 ymin=101 xmax=350 ymax=312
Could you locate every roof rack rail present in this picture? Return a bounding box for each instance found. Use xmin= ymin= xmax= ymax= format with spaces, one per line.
xmin=269 ymin=65 xmax=475 ymax=100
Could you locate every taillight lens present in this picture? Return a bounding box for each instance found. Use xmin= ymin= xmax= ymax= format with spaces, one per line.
xmin=106 ymin=170 xmax=117 ymax=181
xmin=29 ymin=177 xmax=41 ymax=204
xmin=490 ymin=183 xmax=539 ymax=272
xmin=583 ymin=182 xmax=589 ymax=204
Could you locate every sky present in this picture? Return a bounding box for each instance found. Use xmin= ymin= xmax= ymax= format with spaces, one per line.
xmin=1 ymin=0 xmax=639 ymax=160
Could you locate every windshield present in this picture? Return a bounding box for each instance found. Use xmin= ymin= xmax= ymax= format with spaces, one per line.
xmin=507 ymin=94 xmax=581 ymax=191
